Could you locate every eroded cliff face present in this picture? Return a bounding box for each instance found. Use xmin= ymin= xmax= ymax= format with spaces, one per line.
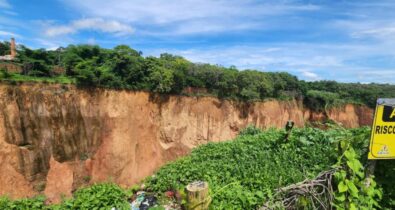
xmin=0 ymin=84 xmax=373 ymax=202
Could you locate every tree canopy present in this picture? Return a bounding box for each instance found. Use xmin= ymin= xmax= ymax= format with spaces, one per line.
xmin=2 ymin=41 xmax=395 ymax=109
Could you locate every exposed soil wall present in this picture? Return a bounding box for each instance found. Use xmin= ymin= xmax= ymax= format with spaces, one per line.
xmin=0 ymin=83 xmax=373 ymax=202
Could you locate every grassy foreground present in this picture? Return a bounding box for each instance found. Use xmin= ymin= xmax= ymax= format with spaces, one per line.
xmin=1 ymin=126 xmax=394 ymax=209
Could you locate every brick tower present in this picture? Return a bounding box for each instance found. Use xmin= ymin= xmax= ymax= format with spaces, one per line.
xmin=10 ymin=37 xmax=16 ymax=59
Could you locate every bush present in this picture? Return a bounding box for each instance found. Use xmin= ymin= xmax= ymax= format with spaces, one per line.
xmin=63 ymin=183 xmax=130 ymax=210
xmin=0 ymin=183 xmax=131 ymax=210
xmin=0 ymin=195 xmax=46 ymax=210
xmin=0 ymin=68 xmax=11 ymax=79
xmin=144 ymin=127 xmax=372 ymax=209
xmin=304 ymin=90 xmax=343 ymax=111
xmin=238 ymin=124 xmax=262 ymax=136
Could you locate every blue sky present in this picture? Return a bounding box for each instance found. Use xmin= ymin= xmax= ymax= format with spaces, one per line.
xmin=1 ymin=0 xmax=395 ymax=83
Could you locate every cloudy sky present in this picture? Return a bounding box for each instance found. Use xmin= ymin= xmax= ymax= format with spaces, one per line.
xmin=1 ymin=0 xmax=395 ymax=83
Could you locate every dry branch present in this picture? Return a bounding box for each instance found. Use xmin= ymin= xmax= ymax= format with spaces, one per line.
xmin=260 ymin=168 xmax=338 ymax=210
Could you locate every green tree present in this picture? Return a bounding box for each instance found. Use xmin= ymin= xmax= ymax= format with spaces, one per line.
xmin=148 ymin=65 xmax=174 ymax=93
xmin=0 ymin=41 xmax=11 ymax=55
xmin=108 ymin=45 xmax=145 ymax=89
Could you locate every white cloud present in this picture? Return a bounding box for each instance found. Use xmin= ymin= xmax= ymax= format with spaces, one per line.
xmin=2 ymin=10 xmax=17 ymax=16
xmin=338 ymin=18 xmax=395 ymax=41
xmin=143 ymin=42 xmax=395 ymax=83
xmin=0 ymin=0 xmax=10 ymax=9
xmin=87 ymin=37 xmax=96 ymax=45
xmin=44 ymin=18 xmax=134 ymax=37
xmin=0 ymin=30 xmax=19 ymax=38
xmin=33 ymin=38 xmax=70 ymax=50
xmin=301 ymin=70 xmax=321 ymax=81
xmin=330 ymin=1 xmax=395 ymax=44
xmin=173 ymin=21 xmax=262 ymax=35
xmin=353 ymin=26 xmax=395 ymax=40
xmin=8 ymin=0 xmax=394 ymax=84
xmin=61 ymin=0 xmax=320 ymax=35
xmin=151 ymin=44 xmax=349 ymax=70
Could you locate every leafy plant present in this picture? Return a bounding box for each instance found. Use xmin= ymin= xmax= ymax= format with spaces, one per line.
xmin=238 ymin=124 xmax=262 ymax=136
xmin=0 ymin=195 xmax=46 ymax=210
xmin=144 ymin=127 xmax=369 ymax=209
xmin=375 ymin=160 xmax=395 ymax=209
xmin=63 ymin=183 xmax=131 ymax=210
xmin=333 ymin=141 xmax=382 ymax=210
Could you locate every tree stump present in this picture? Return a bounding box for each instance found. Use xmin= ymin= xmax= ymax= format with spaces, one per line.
xmin=186 ymin=181 xmax=210 ymax=210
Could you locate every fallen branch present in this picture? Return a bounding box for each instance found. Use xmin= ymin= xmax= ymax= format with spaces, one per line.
xmin=260 ymin=168 xmax=338 ymax=210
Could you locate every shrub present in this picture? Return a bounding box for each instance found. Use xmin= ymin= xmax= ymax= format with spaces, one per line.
xmin=304 ymin=90 xmax=343 ymax=111
xmin=63 ymin=183 xmax=130 ymax=210
xmin=238 ymin=124 xmax=262 ymax=136
xmin=144 ymin=127 xmax=369 ymax=209
xmin=0 ymin=195 xmax=46 ymax=210
xmin=0 ymin=68 xmax=11 ymax=79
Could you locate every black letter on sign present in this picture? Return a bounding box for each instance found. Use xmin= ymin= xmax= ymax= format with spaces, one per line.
xmin=383 ymin=106 xmax=395 ymax=122
xmin=376 ymin=126 xmax=381 ymax=134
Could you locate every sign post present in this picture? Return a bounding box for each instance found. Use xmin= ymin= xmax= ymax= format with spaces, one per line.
xmin=368 ymin=98 xmax=395 ymax=159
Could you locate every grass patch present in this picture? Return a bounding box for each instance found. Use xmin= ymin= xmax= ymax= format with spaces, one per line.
xmin=0 ymin=73 xmax=75 ymax=84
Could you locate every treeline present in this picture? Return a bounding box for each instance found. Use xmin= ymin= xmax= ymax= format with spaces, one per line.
xmin=2 ymin=42 xmax=395 ymax=110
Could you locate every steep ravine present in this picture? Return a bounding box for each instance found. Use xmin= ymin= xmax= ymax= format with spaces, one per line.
xmin=0 ymin=83 xmax=373 ymax=202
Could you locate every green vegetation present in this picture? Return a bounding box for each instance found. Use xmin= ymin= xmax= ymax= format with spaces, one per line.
xmin=300 ymin=81 xmax=395 ymax=110
xmin=1 ymin=42 xmax=395 ymax=109
xmin=332 ymin=145 xmax=382 ymax=210
xmin=0 ymin=126 xmax=394 ymax=209
xmin=0 ymin=183 xmax=131 ymax=210
xmin=0 ymin=41 xmax=11 ymax=56
xmin=0 ymin=196 xmax=47 ymax=210
xmin=59 ymin=183 xmax=131 ymax=210
xmin=145 ymin=126 xmax=391 ymax=209
xmin=0 ymin=72 xmax=74 ymax=84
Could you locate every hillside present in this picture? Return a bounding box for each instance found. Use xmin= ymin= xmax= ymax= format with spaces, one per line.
xmin=1 ymin=126 xmax=393 ymax=209
xmin=1 ymin=43 xmax=395 ymax=110
xmin=1 ymin=43 xmax=394 ymax=209
xmin=0 ymin=83 xmax=374 ymax=202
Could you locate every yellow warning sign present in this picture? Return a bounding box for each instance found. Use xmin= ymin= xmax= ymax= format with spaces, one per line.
xmin=368 ymin=98 xmax=395 ymax=159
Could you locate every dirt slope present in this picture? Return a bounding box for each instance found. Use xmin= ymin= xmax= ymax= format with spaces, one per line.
xmin=0 ymin=83 xmax=373 ymax=202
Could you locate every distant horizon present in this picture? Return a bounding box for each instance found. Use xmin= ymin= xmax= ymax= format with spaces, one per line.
xmin=1 ymin=0 xmax=395 ymax=83
xmin=0 ymin=38 xmax=394 ymax=85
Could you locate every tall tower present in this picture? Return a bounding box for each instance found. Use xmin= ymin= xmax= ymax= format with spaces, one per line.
xmin=10 ymin=37 xmax=16 ymax=59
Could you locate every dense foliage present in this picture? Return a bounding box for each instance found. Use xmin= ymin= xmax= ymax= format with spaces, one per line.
xmin=60 ymin=183 xmax=131 ymax=210
xmin=301 ymin=81 xmax=395 ymax=110
xmin=0 ymin=183 xmax=131 ymax=210
xmin=0 ymin=126 xmax=394 ymax=209
xmin=0 ymin=41 xmax=11 ymax=56
xmin=332 ymin=141 xmax=382 ymax=209
xmin=0 ymin=196 xmax=47 ymax=210
xmin=1 ymin=42 xmax=395 ymax=109
xmin=145 ymin=126 xmax=393 ymax=209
